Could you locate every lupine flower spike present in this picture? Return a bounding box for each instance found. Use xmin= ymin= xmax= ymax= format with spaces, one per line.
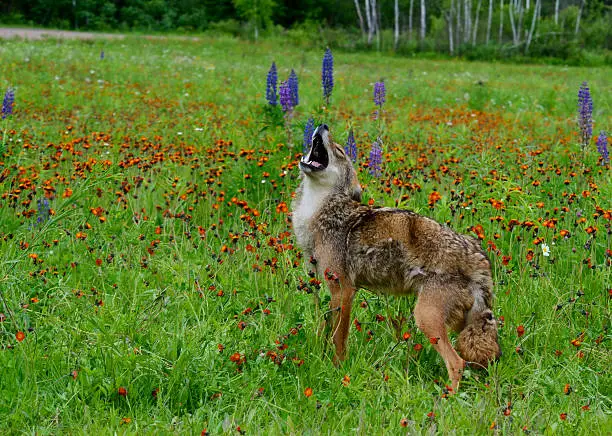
xmin=369 ymin=139 xmax=383 ymax=177
xmin=577 ymin=82 xmax=593 ymax=149
xmin=2 ymin=87 xmax=15 ymax=119
xmin=288 ymin=69 xmax=299 ymax=107
xmin=36 ymin=198 xmax=51 ymax=227
xmin=596 ymin=131 xmax=609 ymax=165
xmin=322 ymin=48 xmax=334 ymax=106
xmin=266 ymin=62 xmax=278 ymax=105
xmin=303 ymin=117 xmax=315 ymax=153
xmin=100 ymin=50 xmax=105 ymax=60
xmin=279 ymin=80 xmax=293 ymax=114
xmin=345 ymin=129 xmax=357 ymax=163
xmin=374 ymin=81 xmax=386 ymax=110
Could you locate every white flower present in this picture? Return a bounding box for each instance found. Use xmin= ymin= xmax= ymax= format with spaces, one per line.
xmin=542 ymin=243 xmax=550 ymax=257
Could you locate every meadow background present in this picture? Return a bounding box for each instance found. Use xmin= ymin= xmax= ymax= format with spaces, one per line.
xmin=0 ymin=34 xmax=610 ymax=433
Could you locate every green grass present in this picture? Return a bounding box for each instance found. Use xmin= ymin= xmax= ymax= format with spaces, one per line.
xmin=0 ymin=34 xmax=610 ymax=434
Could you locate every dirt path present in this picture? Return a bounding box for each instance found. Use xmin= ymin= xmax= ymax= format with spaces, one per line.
xmin=0 ymin=27 xmax=202 ymax=41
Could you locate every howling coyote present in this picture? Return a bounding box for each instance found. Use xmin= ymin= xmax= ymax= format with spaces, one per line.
xmin=292 ymin=124 xmax=500 ymax=391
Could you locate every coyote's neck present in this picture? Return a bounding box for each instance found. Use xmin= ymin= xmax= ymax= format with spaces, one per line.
xmin=292 ymin=177 xmax=336 ymax=255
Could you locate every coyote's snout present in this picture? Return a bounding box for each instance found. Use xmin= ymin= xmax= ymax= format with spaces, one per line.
xmin=292 ymin=124 xmax=500 ymax=391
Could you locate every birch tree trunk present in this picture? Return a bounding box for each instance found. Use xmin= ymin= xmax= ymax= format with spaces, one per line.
xmin=420 ymin=0 xmax=426 ymax=42
xmin=354 ymin=0 xmax=366 ymax=38
xmin=509 ymin=0 xmax=517 ymax=44
xmin=365 ymin=0 xmax=373 ymax=45
xmin=575 ymin=0 xmax=585 ymax=35
xmin=525 ymin=0 xmax=540 ymax=53
xmin=446 ymin=6 xmax=454 ymax=55
xmin=517 ymin=0 xmax=525 ymax=43
xmin=409 ymin=0 xmax=414 ymax=41
xmin=486 ymin=0 xmax=493 ymax=44
xmin=498 ymin=0 xmax=504 ymax=43
xmin=464 ymin=0 xmax=472 ymax=43
xmin=472 ymin=0 xmax=482 ymax=45
xmin=457 ymin=0 xmax=462 ymax=46
xmin=371 ymin=0 xmax=380 ymax=49
xmin=554 ymin=0 xmax=559 ymax=25
xmin=394 ymin=0 xmax=400 ymax=49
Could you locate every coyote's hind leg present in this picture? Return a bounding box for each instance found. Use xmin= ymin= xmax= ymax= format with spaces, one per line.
xmin=414 ymin=289 xmax=466 ymax=392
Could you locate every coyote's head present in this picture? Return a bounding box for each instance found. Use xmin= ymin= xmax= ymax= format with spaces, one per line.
xmin=300 ymin=124 xmax=361 ymax=201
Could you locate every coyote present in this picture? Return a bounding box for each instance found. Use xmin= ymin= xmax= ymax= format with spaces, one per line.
xmin=292 ymin=124 xmax=500 ymax=391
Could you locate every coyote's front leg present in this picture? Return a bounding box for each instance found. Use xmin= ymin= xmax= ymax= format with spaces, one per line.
xmin=325 ymin=269 xmax=356 ymax=364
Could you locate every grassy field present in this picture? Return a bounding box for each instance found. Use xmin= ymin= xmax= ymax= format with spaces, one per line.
xmin=0 ymin=35 xmax=610 ymax=434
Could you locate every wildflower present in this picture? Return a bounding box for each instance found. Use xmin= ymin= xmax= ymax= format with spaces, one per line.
xmin=322 ymin=48 xmax=334 ymax=105
xmin=345 ymin=129 xmax=357 ymax=163
xmin=304 ymin=387 xmax=313 ymax=397
xmin=517 ymin=325 xmax=525 ymax=337
xmin=2 ymin=87 xmax=15 ymax=119
xmin=35 ymin=198 xmax=51 ymax=227
xmin=279 ymin=80 xmax=293 ymax=113
xmin=541 ymin=243 xmax=550 ymax=257
xmin=100 ymin=50 xmax=105 ymax=60
xmin=596 ymin=131 xmax=609 ymax=164
xmin=118 ymin=386 xmax=128 ymax=397
xmin=368 ymin=139 xmax=382 ymax=177
xmin=373 ymin=80 xmax=386 ymax=109
xmin=266 ymin=62 xmax=278 ymax=105
xmin=303 ymin=117 xmax=315 ymax=153
xmin=16 ymin=331 xmax=25 ymax=342
xmin=341 ymin=375 xmax=350 ymax=386
xmin=288 ymin=69 xmax=299 ymax=106
xmin=577 ymin=82 xmax=593 ymax=149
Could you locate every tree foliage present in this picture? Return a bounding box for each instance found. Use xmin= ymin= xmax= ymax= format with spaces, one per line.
xmin=0 ymin=0 xmax=609 ymax=60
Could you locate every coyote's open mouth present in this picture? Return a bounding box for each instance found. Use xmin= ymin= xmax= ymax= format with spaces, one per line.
xmin=300 ymin=125 xmax=329 ymax=172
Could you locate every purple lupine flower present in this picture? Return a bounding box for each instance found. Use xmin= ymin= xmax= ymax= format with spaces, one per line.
xmin=345 ymin=129 xmax=357 ymax=163
xmin=303 ymin=117 xmax=315 ymax=153
xmin=596 ymin=131 xmax=609 ymax=164
xmin=368 ymin=139 xmax=382 ymax=177
xmin=100 ymin=50 xmax=105 ymax=60
xmin=373 ymin=81 xmax=386 ymax=108
xmin=266 ymin=62 xmax=278 ymax=105
xmin=35 ymin=198 xmax=51 ymax=227
xmin=279 ymin=80 xmax=293 ymax=113
xmin=578 ymin=82 xmax=593 ymax=148
xmin=322 ymin=48 xmax=334 ymax=105
xmin=2 ymin=87 xmax=15 ymax=119
xmin=288 ymin=69 xmax=299 ymax=107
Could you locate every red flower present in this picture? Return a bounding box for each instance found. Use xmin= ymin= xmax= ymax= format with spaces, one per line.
xmin=517 ymin=325 xmax=525 ymax=337
xmin=304 ymin=387 xmax=313 ymax=397
xmin=342 ymin=375 xmax=350 ymax=386
xmin=400 ymin=418 xmax=409 ymax=427
xmin=118 ymin=386 xmax=128 ymax=397
xmin=15 ymin=331 xmax=25 ymax=342
xmin=559 ymin=412 xmax=567 ymax=420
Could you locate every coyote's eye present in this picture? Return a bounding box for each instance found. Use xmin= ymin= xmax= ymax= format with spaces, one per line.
xmin=485 ymin=312 xmax=493 ymax=321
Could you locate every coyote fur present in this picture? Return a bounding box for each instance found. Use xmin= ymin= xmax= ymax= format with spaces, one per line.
xmin=292 ymin=124 xmax=500 ymax=391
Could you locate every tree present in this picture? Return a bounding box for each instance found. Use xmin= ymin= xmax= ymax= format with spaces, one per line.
xmin=353 ymin=0 xmax=366 ymax=38
xmin=525 ymin=0 xmax=540 ymax=53
xmin=394 ymin=0 xmax=400 ymax=49
xmin=420 ymin=0 xmax=426 ymax=42
xmin=486 ymin=0 xmax=493 ymax=44
xmin=232 ymin=0 xmax=276 ymax=40
xmin=575 ymin=0 xmax=585 ymax=34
